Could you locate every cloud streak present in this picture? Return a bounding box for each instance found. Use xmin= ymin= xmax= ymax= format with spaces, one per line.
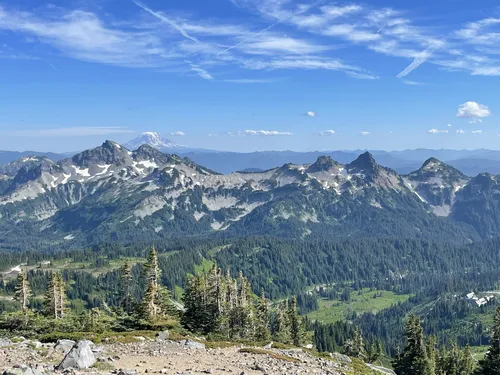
xmin=1 ymin=127 xmax=134 ymax=137
xmin=226 ymin=130 xmax=293 ymax=136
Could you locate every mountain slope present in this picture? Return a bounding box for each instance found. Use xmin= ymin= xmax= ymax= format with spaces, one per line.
xmin=0 ymin=142 xmax=494 ymax=249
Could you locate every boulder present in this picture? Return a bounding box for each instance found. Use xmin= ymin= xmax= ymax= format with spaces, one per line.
xmin=156 ymin=331 xmax=169 ymax=341
xmin=54 ymin=339 xmax=76 ymax=354
xmin=263 ymin=342 xmax=273 ymax=349
xmin=0 ymin=338 xmax=12 ymax=347
xmin=180 ymin=340 xmax=205 ymax=349
xmin=57 ymin=340 xmax=96 ymax=370
xmin=329 ymin=352 xmax=352 ymax=363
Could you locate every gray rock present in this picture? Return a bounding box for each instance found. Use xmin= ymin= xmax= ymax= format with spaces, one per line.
xmin=0 ymin=338 xmax=12 ymax=347
xmin=329 ymin=352 xmax=352 ymax=364
xmin=180 ymin=340 xmax=205 ymax=349
xmin=156 ymin=331 xmax=169 ymax=341
xmin=54 ymin=339 xmax=76 ymax=354
xmin=117 ymin=370 xmax=138 ymax=375
xmin=57 ymin=340 xmax=96 ymax=370
xmin=2 ymin=367 xmax=45 ymax=375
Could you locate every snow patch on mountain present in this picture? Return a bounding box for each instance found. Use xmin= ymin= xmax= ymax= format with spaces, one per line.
xmin=125 ymin=132 xmax=184 ymax=151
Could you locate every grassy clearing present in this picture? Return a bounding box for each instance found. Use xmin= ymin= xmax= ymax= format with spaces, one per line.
xmin=470 ymin=345 xmax=489 ymax=361
xmin=238 ymin=348 xmax=300 ymax=363
xmin=307 ymin=288 xmax=411 ymax=324
xmin=194 ymin=259 xmax=215 ymax=275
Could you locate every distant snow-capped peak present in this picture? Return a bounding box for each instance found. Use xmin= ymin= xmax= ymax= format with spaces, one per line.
xmin=124 ymin=132 xmax=184 ymax=151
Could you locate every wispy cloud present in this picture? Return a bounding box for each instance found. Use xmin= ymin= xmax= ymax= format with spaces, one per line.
xmin=456 ymin=129 xmax=465 ymax=134
xmin=226 ymin=130 xmax=293 ymax=136
xmin=1 ymin=127 xmax=134 ymax=137
xmin=169 ymin=131 xmax=185 ymax=136
xmin=306 ymin=111 xmax=316 ymax=117
xmin=223 ymin=78 xmax=274 ymax=83
xmin=132 ymin=1 xmax=199 ymax=43
xmin=360 ymin=131 xmax=371 ymax=136
xmin=317 ymin=130 xmax=335 ymax=136
xmin=428 ymin=128 xmax=448 ymax=134
xmin=472 ymin=130 xmax=482 ymax=134
xmin=190 ymin=65 xmax=214 ymax=80
xmin=3 ymin=1 xmax=500 ymax=80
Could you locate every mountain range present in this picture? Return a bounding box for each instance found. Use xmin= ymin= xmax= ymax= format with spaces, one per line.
xmin=2 ymin=139 xmax=500 ymax=250
xmin=2 ymin=132 xmax=500 ymax=177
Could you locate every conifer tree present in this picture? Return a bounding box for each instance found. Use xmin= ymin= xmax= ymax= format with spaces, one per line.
xmin=142 ymin=247 xmax=162 ymax=320
xmin=393 ymin=315 xmax=432 ymax=375
xmin=272 ymin=300 xmax=291 ymax=344
xmin=475 ymin=306 xmax=500 ymax=375
xmin=288 ymin=296 xmax=303 ymax=347
xmin=255 ymin=289 xmax=271 ymax=341
xmin=120 ymin=262 xmax=134 ymax=313
xmin=14 ymin=270 xmax=31 ymax=313
xmin=44 ymin=272 xmax=64 ymax=319
xmin=57 ymin=273 xmax=66 ymax=318
xmin=345 ymin=328 xmax=365 ymax=359
xmin=461 ymin=345 xmax=475 ymax=375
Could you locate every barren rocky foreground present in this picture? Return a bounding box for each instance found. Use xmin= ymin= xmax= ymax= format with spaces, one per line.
xmin=0 ymin=337 xmax=374 ymax=375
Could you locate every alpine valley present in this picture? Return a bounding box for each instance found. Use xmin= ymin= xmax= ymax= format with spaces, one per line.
xmin=0 ymin=139 xmax=499 ymax=250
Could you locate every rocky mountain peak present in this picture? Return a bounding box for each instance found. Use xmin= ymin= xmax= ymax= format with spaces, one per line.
xmin=347 ymin=152 xmax=378 ymax=173
xmin=67 ymin=141 xmax=131 ymax=168
xmin=307 ymin=156 xmax=339 ymax=173
xmin=410 ymin=157 xmax=468 ymax=183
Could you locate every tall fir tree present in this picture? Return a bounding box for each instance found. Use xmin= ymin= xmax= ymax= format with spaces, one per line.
xmin=393 ymin=315 xmax=432 ymax=375
xmin=44 ymin=272 xmax=64 ymax=319
xmin=255 ymin=289 xmax=271 ymax=341
xmin=142 ymin=247 xmax=162 ymax=320
xmin=288 ymin=296 xmax=303 ymax=347
xmin=57 ymin=273 xmax=66 ymax=318
xmin=345 ymin=328 xmax=366 ymax=359
xmin=475 ymin=306 xmax=500 ymax=375
xmin=14 ymin=270 xmax=31 ymax=313
xmin=120 ymin=262 xmax=134 ymax=313
xmin=272 ymin=300 xmax=291 ymax=344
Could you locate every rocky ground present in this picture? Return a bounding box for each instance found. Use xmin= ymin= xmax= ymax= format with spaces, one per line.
xmin=0 ymin=336 xmax=375 ymax=375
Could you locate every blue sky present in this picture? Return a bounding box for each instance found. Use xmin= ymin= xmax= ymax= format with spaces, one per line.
xmin=1 ymin=0 xmax=500 ymax=152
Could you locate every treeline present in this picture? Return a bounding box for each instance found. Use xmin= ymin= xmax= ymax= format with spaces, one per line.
xmin=0 ymin=249 xmax=305 ymax=348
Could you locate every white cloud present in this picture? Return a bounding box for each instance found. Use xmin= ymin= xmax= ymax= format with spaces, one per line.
xmin=223 ymin=78 xmax=274 ymax=83
xmin=132 ymin=1 xmax=199 ymax=43
xmin=169 ymin=131 xmax=185 ymax=136
xmin=397 ymin=50 xmax=431 ymax=78
xmin=360 ymin=131 xmax=371 ymax=136
xmin=456 ymin=101 xmax=491 ymax=119
xmin=317 ymin=130 xmax=335 ymax=136
xmin=447 ymin=124 xmax=453 ymax=127
xmin=190 ymin=66 xmax=214 ymax=80
xmin=208 ymin=133 xmax=218 ymax=137
xmin=428 ymin=129 xmax=448 ymax=134
xmin=226 ymin=130 xmax=293 ymax=136
xmin=472 ymin=130 xmax=482 ymax=134
xmin=469 ymin=118 xmax=483 ymax=124
xmin=306 ymin=111 xmax=316 ymax=117
xmin=401 ymin=80 xmax=424 ymax=86
xmin=5 ymin=1 xmax=500 ymax=81
xmin=240 ymin=37 xmax=330 ymax=55
xmin=1 ymin=127 xmax=133 ymax=137
xmin=456 ymin=129 xmax=465 ymax=134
